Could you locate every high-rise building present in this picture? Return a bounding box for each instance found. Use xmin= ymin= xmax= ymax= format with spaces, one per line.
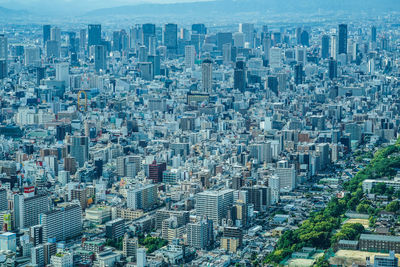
xmin=300 ymin=30 xmax=310 ymax=46
xmin=275 ymin=160 xmax=296 ymax=192
xmin=39 ymin=204 xmax=82 ymax=242
xmin=71 ymin=187 xmax=87 ymax=210
xmin=233 ymin=32 xmax=245 ymax=48
xmin=148 ymin=160 xmax=166 ymax=183
xmin=0 ymin=34 xmax=7 ymax=78
xmin=0 ymin=189 xmax=7 ymax=211
xmin=321 ymin=35 xmax=330 ymax=59
xmin=328 ymin=58 xmax=338 ymax=80
xmin=163 ymin=23 xmax=178 ymax=55
xmin=24 ymin=46 xmax=41 ymax=67
xmin=239 ymin=23 xmax=254 ymax=48
xmin=94 ymin=45 xmax=106 ymax=73
xmin=142 ymin=23 xmax=156 ymax=49
xmin=88 ymin=24 xmax=102 ymax=47
xmin=187 ymin=218 xmax=214 ymax=249
xmin=195 ymin=189 xmax=234 ymax=225
xmin=269 ymin=47 xmax=282 ymax=68
xmin=137 ymin=248 xmax=146 ymax=267
xmin=0 ymin=232 xmax=16 ymax=252
xmin=294 ymin=63 xmax=303 ymax=85
xmin=217 ymin=32 xmax=232 ymax=51
xmin=30 ymin=225 xmax=43 ymax=246
xmin=70 ymin=136 xmax=89 ymax=168
xmin=43 ymin=25 xmax=51 ymax=46
xmin=127 ymin=184 xmax=158 ymax=210
xmin=371 ymin=26 xmax=377 ymax=43
xmin=46 ymin=40 xmax=60 ymax=58
xmin=43 ymin=242 xmax=57 ymax=266
xmin=31 ymin=245 xmax=45 ymax=267
xmin=201 ymin=58 xmax=213 ymax=92
xmin=55 ymin=63 xmax=69 ymax=87
xmin=50 ymin=27 xmax=61 ymax=42
xmin=338 ymin=24 xmax=348 ymax=54
xmin=0 ymin=59 xmax=6 ymax=79
xmin=222 ymin=43 xmax=232 ymax=64
xmin=14 ymin=194 xmax=50 ymax=229
xmin=80 ymin=29 xmax=86 ymax=51
xmin=185 ymin=45 xmax=196 ymax=69
xmin=192 ymin=24 xmax=207 ymax=35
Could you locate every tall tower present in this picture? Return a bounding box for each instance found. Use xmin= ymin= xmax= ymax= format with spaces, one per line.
xmin=201 ymin=59 xmax=213 ymax=92
xmin=94 ymin=45 xmax=106 ymax=73
xmin=43 ymin=25 xmax=51 ymax=47
xmin=163 ymin=23 xmax=178 ymax=55
xmin=88 ymin=24 xmax=102 ymax=47
xmin=321 ymin=35 xmax=330 ymax=59
xmin=185 ymin=45 xmax=196 ymax=69
xmin=338 ymin=24 xmax=348 ymax=54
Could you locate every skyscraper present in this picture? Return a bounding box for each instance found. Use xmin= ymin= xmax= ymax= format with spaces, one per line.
xmin=192 ymin=24 xmax=207 ymax=35
xmin=217 ymin=32 xmax=232 ymax=51
xmin=163 ymin=23 xmax=178 ymax=55
xmin=142 ymin=23 xmax=156 ymax=49
xmin=338 ymin=24 xmax=348 ymax=54
xmin=43 ymin=25 xmax=51 ymax=47
xmin=201 ymin=58 xmax=213 ymax=92
xmin=321 ymin=35 xmax=330 ymax=59
xmin=187 ymin=218 xmax=214 ymax=249
xmin=50 ymin=27 xmax=61 ymax=42
xmin=0 ymin=34 xmax=7 ymax=60
xmin=185 ymin=45 xmax=196 ymax=69
xmin=294 ymin=63 xmax=303 ymax=85
xmin=94 ymin=45 xmax=106 ymax=73
xmin=88 ymin=24 xmax=102 ymax=47
xmin=239 ymin=23 xmax=255 ymax=48
xmin=14 ymin=194 xmax=50 ymax=229
xmin=328 ymin=58 xmax=338 ymax=80
xmin=371 ymin=26 xmax=377 ymax=43
xmin=234 ymin=60 xmax=246 ymax=92
xmin=70 ymin=136 xmax=89 ymax=167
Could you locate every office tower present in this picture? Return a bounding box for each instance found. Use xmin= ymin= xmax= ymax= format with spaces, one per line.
xmin=222 ymin=43 xmax=232 ymax=64
xmin=239 ymin=23 xmax=254 ymax=48
xmin=71 ymin=187 xmax=87 ymax=210
xmin=233 ymin=60 xmax=246 ymax=92
xmin=269 ymin=47 xmax=282 ymax=68
xmin=217 ymin=32 xmax=232 ymax=50
xmin=148 ymin=160 xmax=166 ymax=183
xmin=138 ymin=45 xmax=148 ymax=62
xmin=321 ymin=35 xmax=330 ymax=59
xmin=300 ymin=30 xmax=309 ymax=46
xmin=14 ymin=194 xmax=50 ymax=229
xmin=187 ymin=218 xmax=214 ymax=249
xmin=32 ymin=245 xmax=45 ymax=267
xmin=0 ymin=60 xmax=6 ymax=79
xmin=55 ymin=63 xmax=69 ymax=87
xmin=201 ymin=58 xmax=213 ymax=92
xmin=0 ymin=232 xmax=16 ymax=252
xmin=294 ymin=63 xmax=303 ymax=85
xmin=25 ymin=46 xmax=41 ymax=67
xmin=0 ymin=189 xmax=6 ymax=211
xmin=40 ymin=204 xmax=82 ymax=242
xmin=374 ymin=251 xmax=398 ymax=267
xmin=195 ymin=189 xmax=234 ymax=225
xmin=277 ymin=72 xmax=288 ymax=92
xmin=233 ymin=32 xmax=245 ymax=48
xmin=30 ymin=225 xmax=43 ymax=246
xmin=338 ymin=24 xmax=348 ymax=54
xmin=88 ymin=24 xmax=102 ymax=47
xmin=138 ymin=62 xmax=154 ymax=81
xmin=192 ymin=24 xmax=207 ymax=35
xmin=123 ymin=234 xmax=138 ymax=258
xmin=127 ymin=184 xmax=158 ymax=210
xmin=163 ymin=23 xmax=178 ymax=55
xmin=50 ymin=27 xmax=61 ymax=42
xmin=328 ymin=58 xmax=337 ymax=80
xmin=137 ymin=248 xmax=146 ymax=267
xmin=142 ymin=23 xmax=156 ymax=49
xmin=112 ymin=30 xmax=122 ymax=51
xmin=295 ymin=46 xmax=307 ymax=64
xmin=79 ymin=29 xmax=86 ymax=51
xmin=262 ymin=34 xmax=271 ymax=62
xmin=275 ymin=160 xmax=296 ymax=192
xmin=129 ymin=24 xmax=142 ymax=50
xmin=105 ymin=218 xmax=125 ymax=239
xmin=46 ymin=40 xmax=60 ymax=58
xmin=148 ymin=36 xmax=157 ymax=55
xmin=371 ymin=26 xmax=377 ymax=43
xmin=330 ymin=35 xmax=337 ymax=60
xmin=43 ymin=25 xmax=51 ymax=46
xmin=94 ymin=45 xmax=106 ymax=73
xmin=267 ymin=76 xmax=279 ymax=95
xmin=36 ymin=67 xmax=45 ymax=85
xmin=317 ymin=143 xmax=330 ymax=170
xmin=185 ymin=45 xmax=196 ymax=69
xmin=295 ymin=27 xmax=302 ymax=45
xmin=50 ymin=251 xmax=73 ymax=267
xmin=70 ymin=136 xmax=89 ymax=167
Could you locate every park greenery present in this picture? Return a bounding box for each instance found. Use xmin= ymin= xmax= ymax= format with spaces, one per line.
xmin=138 ymin=234 xmax=168 ymax=253
xmin=264 ymin=139 xmax=400 ymax=265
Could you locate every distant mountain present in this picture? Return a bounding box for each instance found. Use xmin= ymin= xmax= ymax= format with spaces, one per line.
xmin=84 ymin=0 xmax=399 ymax=18
xmin=0 ymin=6 xmax=28 ymax=17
